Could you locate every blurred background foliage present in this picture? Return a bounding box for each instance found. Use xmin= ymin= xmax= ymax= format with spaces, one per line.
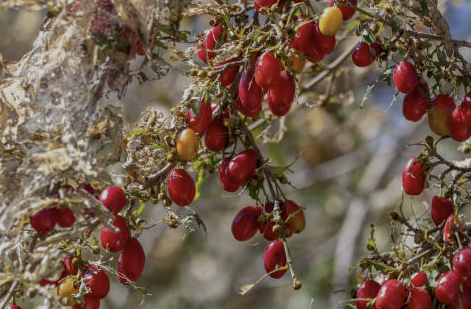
xmin=1 ymin=0 xmax=471 ymax=308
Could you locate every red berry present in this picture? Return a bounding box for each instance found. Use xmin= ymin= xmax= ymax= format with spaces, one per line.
xmin=8 ymin=306 xmax=22 ymax=309
xmin=226 ymin=149 xmax=258 ymax=186
xmin=444 ymin=213 xmax=456 ymax=243
xmin=393 ymin=61 xmax=418 ymax=94
xmin=356 ymin=279 xmax=381 ymax=309
xmin=75 ymin=183 xmax=98 ymax=198
xmin=56 ymin=207 xmax=76 ymax=228
xmin=431 ymin=196 xmax=453 ymax=226
xmin=352 ymin=42 xmax=374 ymax=67
xmin=375 ymin=279 xmax=407 ymax=309
xmin=405 ymin=287 xmax=432 ymax=309
xmin=188 ymin=97 xmax=212 ymax=133
xmin=403 ymin=82 xmax=430 ymax=122
xmin=235 ymin=97 xmax=262 ymax=118
xmin=436 ymin=270 xmax=462 ymax=305
xmin=238 ymin=69 xmax=263 ymax=118
xmin=99 ymin=186 xmax=126 ymax=215
xmin=291 ymin=20 xmax=315 ymax=54
xmin=264 ymin=240 xmax=287 ymax=279
xmin=167 ymin=169 xmax=195 ymax=207
xmin=231 ymin=206 xmax=262 ymax=241
xmin=62 ymin=256 xmax=78 ymax=276
xmin=72 ymin=295 xmax=100 ymax=309
xmin=370 ymin=41 xmax=382 ymax=57
xmin=255 ymin=0 xmax=277 ymax=13
xmin=84 ymin=265 xmax=110 ymax=299
xmin=284 ymin=200 xmax=306 ymax=234
xmin=217 ymin=58 xmax=240 ymax=87
xmin=30 ymin=208 xmax=57 ymax=234
xmin=204 ymin=115 xmax=229 ymax=151
xmin=460 ymin=92 xmax=471 ymax=125
xmin=410 ymin=271 xmax=427 ymax=288
xmin=328 ymin=0 xmax=357 ymax=20
xmin=100 ymin=215 xmax=130 ymax=252
xmin=313 ymin=24 xmax=336 ymax=54
xmin=453 ymin=248 xmax=471 ymax=287
xmin=258 ymin=202 xmax=293 ymax=240
xmin=219 ymin=157 xmax=240 ymax=192
xmin=402 ymin=158 xmax=426 ymax=195
xmin=255 ymin=52 xmax=281 ymax=90
xmin=267 ymin=71 xmax=296 ymax=116
xmin=306 ymin=44 xmax=325 ymax=63
xmin=450 ymin=104 xmax=471 ymax=142
xmin=118 ymin=237 xmax=145 ymax=283
xmin=450 ymin=289 xmax=471 ymax=309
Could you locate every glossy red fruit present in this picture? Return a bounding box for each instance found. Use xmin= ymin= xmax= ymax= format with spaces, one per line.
xmin=187 ymin=97 xmax=212 ymax=133
xmin=255 ymin=53 xmax=281 ymax=90
xmin=238 ymin=69 xmax=263 ymax=117
xmin=118 ymin=237 xmax=145 ymax=283
xmin=30 ymin=208 xmax=57 ymax=234
xmin=405 ymin=287 xmax=432 ymax=309
xmin=235 ymin=97 xmax=262 ymax=118
xmin=402 ymin=158 xmax=426 ymax=195
xmin=451 ymin=289 xmax=471 ymax=309
xmin=62 ymin=256 xmax=78 ymax=276
xmin=431 ymin=196 xmax=453 ymax=226
xmin=205 ymin=115 xmax=229 ymax=151
xmin=375 ymin=279 xmax=407 ymax=309
xmin=72 ymin=295 xmax=100 ymax=309
xmin=283 ymin=200 xmax=306 ymax=233
xmin=436 ymin=270 xmax=462 ymax=305
xmin=255 ymin=0 xmax=277 ymax=13
xmin=258 ymin=202 xmax=293 ymax=240
xmin=8 ymin=306 xmax=22 ymax=309
xmin=444 ymin=213 xmax=456 ymax=243
xmin=450 ymin=104 xmax=471 ymax=142
xmin=460 ymin=92 xmax=471 ymax=125
xmin=84 ymin=265 xmax=110 ymax=299
xmin=264 ymin=240 xmax=287 ymax=279
xmin=231 ymin=206 xmax=262 ymax=241
xmin=428 ymin=94 xmax=456 ymax=136
xmin=352 ymin=42 xmax=374 ymax=67
xmin=356 ymin=280 xmax=381 ymax=309
xmin=403 ymin=82 xmax=430 ymax=122
xmin=217 ymin=58 xmax=240 ymax=87
xmin=393 ymin=61 xmax=418 ymax=94
xmin=453 ymin=248 xmax=471 ymax=287
xmin=99 ymin=186 xmax=126 ymax=215
xmin=306 ymin=44 xmax=325 ymax=63
xmin=55 ymin=207 xmax=76 ymax=228
xmin=100 ymin=215 xmax=129 ymax=252
xmin=267 ymin=71 xmax=296 ymax=116
xmin=328 ymin=0 xmax=357 ymax=20
xmin=410 ymin=271 xmax=427 ymax=288
xmin=291 ymin=20 xmax=315 ymax=54
xmin=370 ymin=41 xmax=382 ymax=57
xmin=167 ymin=169 xmax=195 ymax=207
xmin=313 ymin=24 xmax=336 ymax=54
xmin=226 ymin=149 xmax=258 ymax=186
xmin=219 ymin=157 xmax=240 ymax=192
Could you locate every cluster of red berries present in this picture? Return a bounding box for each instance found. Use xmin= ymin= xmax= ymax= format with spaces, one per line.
xmin=392 ymin=60 xmax=471 ymax=142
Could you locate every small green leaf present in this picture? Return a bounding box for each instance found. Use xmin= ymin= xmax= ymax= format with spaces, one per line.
xmin=346 ymin=20 xmax=360 ymax=34
xmin=193 ymin=168 xmax=206 ymax=201
xmin=133 ymin=202 xmax=146 ymax=217
xmin=420 ymin=0 xmax=429 ymax=17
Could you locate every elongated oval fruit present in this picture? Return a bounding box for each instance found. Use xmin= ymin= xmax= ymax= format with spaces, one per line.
xmin=226 ymin=149 xmax=258 ymax=186
xmin=453 ymin=248 xmax=471 ymax=287
xmin=187 ymin=97 xmax=212 ymax=133
xmin=57 ymin=277 xmax=79 ymax=306
xmin=356 ymin=280 xmax=380 ymax=309
xmin=393 ymin=61 xmax=418 ymax=93
xmin=219 ymin=157 xmax=240 ymax=192
xmin=30 ymin=208 xmax=57 ymax=234
xmin=204 ymin=115 xmax=229 ymax=152
xmin=255 ymin=52 xmax=280 ymax=90
xmin=407 ymin=287 xmax=432 ymax=309
xmin=83 ymin=265 xmax=109 ymax=299
xmin=428 ymin=94 xmax=455 ymax=136
xmin=283 ymin=200 xmax=306 ymax=234
xmin=264 ymin=240 xmax=287 ymax=278
xmin=231 ymin=206 xmax=262 ymax=241
xmin=291 ymin=19 xmax=315 ymax=54
xmin=313 ymin=24 xmax=336 ymax=54
xmin=118 ymin=237 xmax=145 ymax=283
xmin=450 ymin=104 xmax=471 ymax=142
xmin=283 ymin=52 xmax=306 ymax=73
xmin=402 ymin=158 xmax=426 ymax=195
xmin=176 ymin=128 xmax=199 ymax=161
xmin=443 ymin=213 xmax=456 ymax=243
xmin=436 ymin=270 xmax=462 ymax=305
xmin=56 ymin=207 xmax=76 ymax=228
xmin=238 ymin=69 xmax=263 ymax=118
xmin=100 ymin=215 xmax=129 ymax=252
xmin=375 ymin=279 xmax=407 ymax=309
xmin=99 ymin=186 xmax=126 ymax=215
xmin=167 ymin=169 xmax=195 ymax=207
xmin=403 ymin=82 xmax=430 ymax=122
xmin=431 ymin=196 xmax=453 ymax=226
xmin=352 ymin=42 xmax=374 ymax=67
xmin=328 ymin=0 xmax=357 ymax=20
xmin=267 ymin=71 xmax=296 ymax=117
xmin=319 ymin=7 xmax=343 ymax=36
